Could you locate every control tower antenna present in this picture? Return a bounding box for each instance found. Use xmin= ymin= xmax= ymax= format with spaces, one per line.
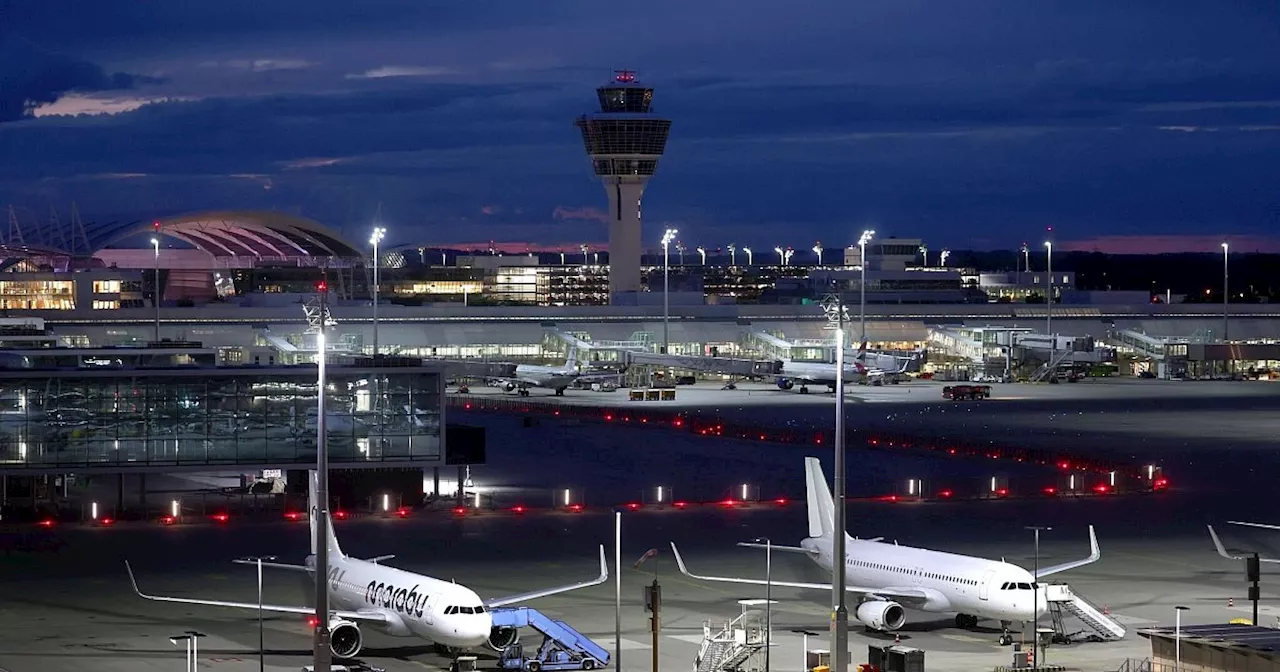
xmin=576 ymin=69 xmax=672 ymax=301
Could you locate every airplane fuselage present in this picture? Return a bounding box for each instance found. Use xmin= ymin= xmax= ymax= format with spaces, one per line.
xmin=317 ymin=554 xmax=492 ymax=648
xmin=800 ymin=536 xmax=1047 ymax=623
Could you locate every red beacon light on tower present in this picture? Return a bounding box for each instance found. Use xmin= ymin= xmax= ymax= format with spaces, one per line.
xmin=614 ymin=70 xmax=636 ymax=83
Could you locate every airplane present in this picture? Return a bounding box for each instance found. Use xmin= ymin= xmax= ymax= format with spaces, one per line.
xmin=775 ymin=360 xmax=862 ymax=394
xmin=490 ymin=348 xmax=617 ymax=397
xmin=1208 ymin=522 xmax=1280 ymax=563
xmin=672 ymin=457 xmax=1100 ymax=645
xmin=126 ymin=471 xmax=609 ymax=661
xmin=849 ymin=341 xmax=921 ymax=383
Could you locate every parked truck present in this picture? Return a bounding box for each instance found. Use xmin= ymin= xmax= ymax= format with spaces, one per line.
xmin=942 ymin=384 xmax=991 ymax=401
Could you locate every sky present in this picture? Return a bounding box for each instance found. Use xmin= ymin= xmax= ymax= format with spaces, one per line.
xmin=1 ymin=1 xmax=1279 ymax=255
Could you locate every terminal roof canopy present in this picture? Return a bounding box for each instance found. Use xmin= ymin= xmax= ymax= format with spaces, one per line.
xmin=87 ymin=211 xmax=365 ymax=259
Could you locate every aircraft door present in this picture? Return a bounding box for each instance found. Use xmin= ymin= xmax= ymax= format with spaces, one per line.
xmin=979 ymin=570 xmax=996 ymax=601
xmin=423 ymin=593 xmax=436 ymax=625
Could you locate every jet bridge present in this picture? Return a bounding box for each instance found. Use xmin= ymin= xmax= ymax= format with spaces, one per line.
xmin=623 ymin=351 xmax=782 ymax=377
xmin=429 ymin=360 xmax=518 ymax=380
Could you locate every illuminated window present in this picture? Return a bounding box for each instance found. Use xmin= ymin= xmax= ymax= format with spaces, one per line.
xmin=0 ymin=280 xmax=75 ymax=309
xmin=92 ymin=300 xmax=119 ymax=310
xmin=92 ymin=280 xmax=122 ymax=294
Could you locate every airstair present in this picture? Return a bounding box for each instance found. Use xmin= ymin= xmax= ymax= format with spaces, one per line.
xmin=1029 ymin=349 xmax=1077 ymax=383
xmin=1045 ymin=583 xmax=1126 ymax=642
xmin=694 ymin=605 xmax=770 ymax=672
xmin=489 ymin=607 xmax=610 ymax=670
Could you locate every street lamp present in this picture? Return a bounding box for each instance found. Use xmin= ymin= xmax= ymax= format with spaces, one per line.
xmin=939 ymin=249 xmax=950 ymax=267
xmin=236 ymin=555 xmax=279 ymax=672
xmin=728 ymin=244 xmax=737 ymax=266
xmin=858 ymin=230 xmax=875 ymax=348
xmin=1026 ymin=526 xmax=1052 ymax=669
xmin=369 ymin=226 xmax=386 ymax=358
xmin=918 ymin=245 xmax=927 ymax=268
xmin=1044 ymin=241 xmax=1053 ymax=361
xmin=821 ymin=293 xmax=851 ymax=672
xmin=696 ymin=246 xmax=706 ymax=265
xmin=743 ymin=247 xmax=753 ymax=266
xmin=1218 ymin=241 xmax=1228 ymax=343
xmin=581 ymin=244 xmax=589 ymax=265
xmin=751 ymin=537 xmax=773 ymax=672
xmin=676 ymin=242 xmax=686 ymax=266
xmin=150 ymin=237 xmax=161 ymax=342
xmin=1175 ymin=605 xmax=1190 ymax=671
xmin=559 ymin=250 xmax=566 ymax=265
xmin=661 ymin=228 xmax=678 ymax=355
xmin=813 ymin=242 xmax=824 ymax=267
xmin=775 ymin=246 xmax=785 ymax=266
xmin=784 ymin=248 xmax=794 ymax=265
xmin=304 ymin=279 xmax=336 ymax=672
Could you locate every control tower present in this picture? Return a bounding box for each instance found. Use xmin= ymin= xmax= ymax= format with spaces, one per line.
xmin=575 ymin=70 xmax=672 ymax=299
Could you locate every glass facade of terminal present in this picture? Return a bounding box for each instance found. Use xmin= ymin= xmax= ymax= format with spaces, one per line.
xmin=0 ymin=366 xmax=443 ymax=470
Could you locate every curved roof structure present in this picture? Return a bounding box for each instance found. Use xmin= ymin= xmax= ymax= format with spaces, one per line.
xmin=89 ymin=211 xmax=365 ymax=259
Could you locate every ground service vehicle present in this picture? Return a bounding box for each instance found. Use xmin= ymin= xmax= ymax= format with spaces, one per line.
xmin=942 ymin=384 xmax=991 ymax=400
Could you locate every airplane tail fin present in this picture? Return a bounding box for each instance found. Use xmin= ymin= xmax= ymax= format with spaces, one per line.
xmin=565 ymin=347 xmax=579 ymax=370
xmin=308 ymin=470 xmax=344 ymax=559
xmin=804 ymin=457 xmax=836 ymax=540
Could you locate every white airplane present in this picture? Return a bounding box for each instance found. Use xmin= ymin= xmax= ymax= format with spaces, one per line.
xmin=1209 ymin=522 xmax=1280 ymax=563
xmin=492 ymin=348 xmax=615 ymax=397
xmin=126 ymin=471 xmax=609 ymax=660
xmin=672 ymin=457 xmax=1100 ymax=644
xmin=775 ymin=360 xmax=862 ymax=394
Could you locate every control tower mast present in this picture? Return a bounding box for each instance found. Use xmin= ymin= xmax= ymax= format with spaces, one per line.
xmin=576 ymin=70 xmax=672 ymax=300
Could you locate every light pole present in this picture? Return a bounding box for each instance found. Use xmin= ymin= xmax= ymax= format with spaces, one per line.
xmin=813 ymin=242 xmax=824 ymax=267
xmin=170 ymin=631 xmax=206 ymax=672
xmin=369 ymin=226 xmax=385 ymax=358
xmin=1222 ymin=242 xmax=1230 ymax=342
xmin=239 ymin=555 xmax=278 ymax=672
xmin=918 ymin=245 xmax=927 ymax=268
xmin=581 ymin=244 xmax=589 ymax=265
xmin=1025 ymin=526 xmax=1051 ymax=669
xmin=676 ymin=242 xmax=686 ymax=266
xmin=304 ymin=278 xmax=336 ymax=672
xmin=150 ymin=237 xmax=161 ymax=342
xmin=1044 ymin=241 xmax=1053 ymax=364
xmin=939 ymin=249 xmax=950 ymax=267
xmin=743 ymin=247 xmax=753 ymax=266
xmin=559 ymin=250 xmax=566 ymax=265
xmin=784 ymin=248 xmax=794 ymax=265
xmin=751 ymin=537 xmax=773 ymax=672
xmin=1175 ymin=605 xmax=1189 ymax=671
xmin=728 ymin=244 xmax=736 ymax=266
xmin=662 ymin=228 xmax=677 ymax=355
xmin=858 ymin=230 xmax=875 ymax=348
xmin=697 ymin=246 xmax=706 ymax=265
xmin=821 ymin=293 xmax=851 ymax=672
xmin=775 ymin=246 xmax=785 ymax=266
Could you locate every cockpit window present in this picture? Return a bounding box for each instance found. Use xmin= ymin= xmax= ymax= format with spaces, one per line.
xmin=475 ymin=606 xmax=486 ymax=613
xmin=460 ymin=607 xmax=474 ymax=614
xmin=445 ymin=606 xmax=457 ymax=614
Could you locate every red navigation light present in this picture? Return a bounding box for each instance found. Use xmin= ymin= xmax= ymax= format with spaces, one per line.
xmin=37 ymin=518 xmax=54 ymax=528
xmin=333 ymin=510 xmax=349 ymax=520
xmin=511 ymin=505 xmax=526 ymax=514
xmin=995 ymin=488 xmax=1009 ymax=497
xmin=1092 ymin=484 xmax=1111 ymax=494
xmin=626 ymin=502 xmax=641 ymax=511
xmin=567 ymin=504 xmax=583 ymax=513
xmin=211 ymin=513 xmax=229 ymax=523
xmin=452 ymin=506 xmax=467 ymax=516
xmin=938 ymin=489 xmax=953 ymax=499
xmin=672 ymin=501 xmax=688 ymax=509
xmin=395 ymin=507 xmax=410 ymax=518
xmin=615 ymin=70 xmax=636 ymax=83
xmin=775 ymin=497 xmax=788 ymax=506
xmin=1043 ymin=487 xmax=1057 ymax=495
xmin=284 ymin=511 xmax=303 ymax=521
xmin=306 ymin=615 xmax=320 ymax=628
xmin=153 ymin=220 xmax=161 ymax=232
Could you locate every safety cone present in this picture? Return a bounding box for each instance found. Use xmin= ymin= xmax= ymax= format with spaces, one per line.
xmin=894 ymin=633 xmax=901 ymax=645
xmin=1230 ymin=597 xmax=1235 ymax=608
xmin=1103 ymin=603 xmax=1110 ymax=615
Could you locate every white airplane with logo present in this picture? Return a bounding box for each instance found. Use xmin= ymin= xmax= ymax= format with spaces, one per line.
xmin=775 ymin=360 xmax=862 ymax=393
xmin=672 ymin=457 xmax=1100 ymax=644
xmin=126 ymin=471 xmax=608 ymax=660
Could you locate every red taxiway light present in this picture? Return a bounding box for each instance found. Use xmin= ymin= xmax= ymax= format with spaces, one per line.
xmin=567 ymin=504 xmax=584 ymax=513
xmin=1153 ymin=478 xmax=1169 ymax=489
xmin=880 ymin=495 xmax=899 ymax=503
xmin=775 ymin=497 xmax=788 ymax=506
xmin=604 ymin=414 xmax=613 ymax=421
xmin=995 ymin=488 xmax=1009 ymax=497
xmin=721 ymin=499 xmax=737 ymax=507
xmin=160 ymin=515 xmax=176 ymax=525
xmin=1092 ymin=484 xmax=1111 ymax=494
xmin=511 ymin=505 xmax=527 ymax=514
xmin=211 ymin=513 xmax=230 ymax=523
xmin=1043 ymin=487 xmax=1057 ymax=495
xmin=672 ymin=501 xmax=689 ymax=509
xmin=99 ymin=517 xmax=115 ymax=526
xmin=395 ymin=507 xmax=410 ymax=518
xmin=333 ymin=510 xmax=349 ymax=520
xmin=284 ymin=511 xmax=303 ymax=521
xmin=452 ymin=506 xmax=468 ymax=515
xmin=937 ymin=489 xmax=954 ymax=499
xmin=306 ymin=615 xmax=320 ymax=627
xmin=37 ymin=519 xmax=55 ymax=528
xmin=625 ymin=502 xmax=641 ymax=511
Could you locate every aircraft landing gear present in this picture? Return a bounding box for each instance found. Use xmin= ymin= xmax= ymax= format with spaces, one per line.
xmin=554 ymin=388 xmax=566 ymax=396
xmin=954 ymin=613 xmax=979 ymax=629
xmin=518 ymin=388 xmax=530 ymax=397
xmin=799 ymin=385 xmax=810 ymax=394
xmin=998 ymin=620 xmax=1014 ymax=646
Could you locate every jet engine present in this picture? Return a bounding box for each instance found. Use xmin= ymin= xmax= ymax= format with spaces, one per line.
xmin=487 ymin=626 xmax=520 ymax=651
xmin=329 ymin=620 xmax=364 ymax=659
xmin=776 ymin=378 xmax=795 ymax=390
xmin=503 ymin=382 xmax=518 ymax=392
xmin=855 ymin=600 xmax=906 ymax=631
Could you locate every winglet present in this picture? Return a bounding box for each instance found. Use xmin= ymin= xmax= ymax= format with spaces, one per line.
xmin=1209 ymin=525 xmax=1238 ymax=560
xmin=598 ymin=544 xmax=609 ymax=581
xmin=670 ymin=543 xmax=695 ymax=578
xmin=1089 ymin=524 xmax=1100 ymax=560
xmin=124 ymin=560 xmax=144 ymax=597
xmin=1033 ymin=525 xmax=1102 ymax=579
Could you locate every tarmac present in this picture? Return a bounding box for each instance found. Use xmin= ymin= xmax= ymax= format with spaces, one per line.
xmin=1 ymin=494 xmax=1276 ymax=672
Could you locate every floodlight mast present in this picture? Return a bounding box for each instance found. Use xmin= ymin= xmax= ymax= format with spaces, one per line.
xmin=821 ymin=292 xmax=850 ymax=672
xmin=304 ymin=274 xmax=337 ymax=672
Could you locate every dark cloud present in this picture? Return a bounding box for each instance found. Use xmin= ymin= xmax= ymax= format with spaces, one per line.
xmin=0 ymin=37 xmax=163 ymax=122
xmin=1 ymin=2 xmax=1278 ymax=249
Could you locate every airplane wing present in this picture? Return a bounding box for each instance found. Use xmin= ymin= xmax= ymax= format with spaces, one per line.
xmin=1209 ymin=525 xmax=1280 ymax=563
xmin=125 ymin=561 xmax=390 ymax=624
xmin=484 ymin=545 xmax=608 ymax=608
xmin=736 ymin=542 xmax=818 ymax=555
xmin=1035 ymin=525 xmax=1100 ymax=578
xmin=670 ymin=543 xmax=928 ymax=603
xmin=1229 ymin=521 xmax=1280 ymax=532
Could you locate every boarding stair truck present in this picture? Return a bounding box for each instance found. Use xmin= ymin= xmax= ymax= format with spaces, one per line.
xmin=1044 ymin=583 xmax=1127 ymax=643
xmin=492 ymin=607 xmax=610 ymax=672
